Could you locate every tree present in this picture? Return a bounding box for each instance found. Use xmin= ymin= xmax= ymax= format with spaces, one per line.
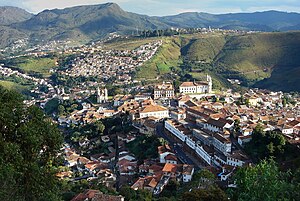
xmin=119 ymin=185 xmax=136 ymax=201
xmin=0 ymin=87 xmax=63 ymax=201
xmin=161 ymin=180 xmax=180 ymax=197
xmin=181 ymin=186 xmax=228 ymax=201
xmin=245 ymin=125 xmax=286 ymax=160
xmin=230 ymin=159 xmax=294 ymax=201
xmin=94 ymin=120 xmax=105 ymax=135
xmin=58 ymin=105 xmax=65 ymax=115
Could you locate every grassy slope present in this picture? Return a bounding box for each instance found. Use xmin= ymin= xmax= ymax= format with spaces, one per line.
xmin=135 ymin=37 xmax=182 ymax=79
xmin=180 ymin=32 xmax=300 ymax=91
xmin=214 ymin=32 xmax=300 ymax=85
xmin=17 ymin=57 xmax=57 ymax=76
xmin=181 ymin=34 xmax=226 ymax=64
xmin=0 ymin=80 xmax=27 ymax=93
xmin=103 ymin=37 xmax=159 ymax=50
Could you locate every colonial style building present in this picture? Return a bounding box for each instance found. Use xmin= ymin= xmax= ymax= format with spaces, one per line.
xmin=153 ymin=82 xmax=175 ymax=99
xmin=139 ymin=104 xmax=169 ymax=119
xmin=97 ymin=87 xmax=108 ymax=103
xmin=179 ymin=75 xmax=212 ymax=94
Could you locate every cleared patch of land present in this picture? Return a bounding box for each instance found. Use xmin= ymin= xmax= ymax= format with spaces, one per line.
xmin=0 ymin=80 xmax=27 ymax=92
xmin=135 ymin=37 xmax=182 ymax=79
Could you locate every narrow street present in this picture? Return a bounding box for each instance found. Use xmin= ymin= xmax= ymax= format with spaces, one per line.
xmin=156 ymin=123 xmax=202 ymax=171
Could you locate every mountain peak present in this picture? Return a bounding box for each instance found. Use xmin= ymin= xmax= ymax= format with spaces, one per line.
xmin=0 ymin=6 xmax=33 ymax=25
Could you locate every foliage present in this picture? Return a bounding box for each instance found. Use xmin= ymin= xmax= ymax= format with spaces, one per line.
xmin=3 ymin=56 xmax=57 ymax=77
xmin=181 ymin=186 xmax=228 ymax=201
xmin=127 ymin=135 xmax=162 ymax=162
xmin=44 ymin=98 xmax=60 ymax=115
xmin=229 ymin=159 xmax=300 ymax=201
xmin=0 ymin=86 xmax=63 ymax=200
xmin=244 ymin=125 xmax=286 ymax=161
xmin=160 ymin=180 xmax=180 ymax=197
xmin=119 ymin=185 xmax=152 ymax=201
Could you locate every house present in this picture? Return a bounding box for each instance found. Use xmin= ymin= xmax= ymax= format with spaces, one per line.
xmin=149 ymin=164 xmax=164 ymax=175
xmin=203 ymin=118 xmax=234 ymax=133
xmin=212 ymin=133 xmax=232 ymax=153
xmin=170 ymin=109 xmax=186 ymax=121
xmin=139 ymin=104 xmax=169 ymax=120
xmin=153 ymin=82 xmax=175 ymax=99
xmin=162 ymin=163 xmax=194 ymax=183
xmin=195 ymin=144 xmax=214 ymax=165
xmin=182 ymin=164 xmax=195 ymax=182
xmin=165 ymin=154 xmax=178 ymax=164
xmin=118 ymin=159 xmax=137 ymax=176
xmin=165 ymin=120 xmax=189 ymax=142
xmin=179 ymin=75 xmax=212 ymax=94
xmin=238 ymin=135 xmax=252 ymax=147
xmin=226 ymin=150 xmax=250 ymax=167
xmin=131 ymin=175 xmax=161 ymax=192
xmin=71 ymin=189 xmax=124 ymax=201
xmin=158 ymin=145 xmax=175 ymax=163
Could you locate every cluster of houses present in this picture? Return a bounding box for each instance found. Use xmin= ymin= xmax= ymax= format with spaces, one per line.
xmin=61 ymin=41 xmax=162 ymax=84
xmin=131 ymin=144 xmax=194 ymax=195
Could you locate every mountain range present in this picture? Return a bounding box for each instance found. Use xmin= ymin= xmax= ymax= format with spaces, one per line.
xmin=1 ymin=3 xmax=300 ymax=48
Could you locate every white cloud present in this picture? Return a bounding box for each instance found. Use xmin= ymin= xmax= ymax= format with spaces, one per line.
xmin=1 ymin=0 xmax=300 ymax=15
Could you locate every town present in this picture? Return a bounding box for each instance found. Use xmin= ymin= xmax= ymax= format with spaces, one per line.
xmin=1 ymin=37 xmax=300 ymax=201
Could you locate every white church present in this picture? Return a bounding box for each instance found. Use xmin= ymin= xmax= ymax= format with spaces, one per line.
xmin=179 ymin=75 xmax=212 ymax=94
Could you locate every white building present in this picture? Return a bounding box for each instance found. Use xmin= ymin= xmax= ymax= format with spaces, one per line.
xmin=165 ymin=120 xmax=188 ymax=142
xmin=139 ymin=104 xmax=169 ymax=119
xmin=97 ymin=87 xmax=108 ymax=103
xmin=153 ymin=82 xmax=175 ymax=99
xmin=212 ymin=133 xmax=232 ymax=153
xmin=179 ymin=75 xmax=212 ymax=94
xmin=195 ymin=144 xmax=214 ymax=165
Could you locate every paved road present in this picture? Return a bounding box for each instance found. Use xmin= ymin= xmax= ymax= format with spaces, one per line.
xmin=156 ymin=123 xmax=201 ymax=171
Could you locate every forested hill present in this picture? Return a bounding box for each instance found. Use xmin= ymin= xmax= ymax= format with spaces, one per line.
xmin=1 ymin=3 xmax=300 ymax=47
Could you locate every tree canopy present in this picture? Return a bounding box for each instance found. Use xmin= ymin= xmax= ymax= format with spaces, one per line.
xmin=0 ymin=86 xmax=63 ymax=201
xmin=230 ymin=159 xmax=300 ymax=201
xmin=245 ymin=125 xmax=286 ymax=161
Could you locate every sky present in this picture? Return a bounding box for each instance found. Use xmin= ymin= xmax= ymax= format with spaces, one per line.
xmin=1 ymin=0 xmax=300 ymax=16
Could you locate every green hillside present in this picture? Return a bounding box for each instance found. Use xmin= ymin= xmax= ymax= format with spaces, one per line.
xmin=2 ymin=57 xmax=57 ymax=77
xmin=135 ymin=37 xmax=182 ymax=79
xmin=0 ymin=80 xmax=27 ymax=93
xmin=131 ymin=32 xmax=300 ymax=92
xmin=214 ymin=32 xmax=300 ymax=88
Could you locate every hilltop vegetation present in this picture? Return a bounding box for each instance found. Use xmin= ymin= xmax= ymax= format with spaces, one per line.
xmin=2 ymin=3 xmax=300 ymax=48
xmin=127 ymin=31 xmax=300 ymax=92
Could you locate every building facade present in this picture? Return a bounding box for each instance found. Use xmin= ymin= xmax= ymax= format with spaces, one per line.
xmin=153 ymin=82 xmax=175 ymax=99
xmin=179 ymin=75 xmax=212 ymax=94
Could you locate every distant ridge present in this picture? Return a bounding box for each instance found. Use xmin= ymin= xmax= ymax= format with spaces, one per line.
xmin=1 ymin=3 xmax=300 ymax=47
xmin=0 ymin=6 xmax=32 ymax=25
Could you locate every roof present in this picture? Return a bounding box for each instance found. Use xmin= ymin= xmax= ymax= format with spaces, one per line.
xmin=149 ymin=164 xmax=164 ymax=172
xmin=162 ymin=163 xmax=177 ymax=173
xmin=182 ymin=164 xmax=194 ymax=175
xmin=140 ymin=104 xmax=168 ymax=113
xmin=71 ymin=190 xmax=100 ymax=201
xmin=92 ymin=193 xmax=124 ymax=201
xmin=165 ymin=154 xmax=178 ymax=161
xmin=180 ymin=81 xmax=209 ymax=88
xmin=158 ymin=145 xmax=172 ymax=154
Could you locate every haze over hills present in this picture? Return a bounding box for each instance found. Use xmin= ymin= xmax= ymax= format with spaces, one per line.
xmin=1 ymin=3 xmax=300 ymax=47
